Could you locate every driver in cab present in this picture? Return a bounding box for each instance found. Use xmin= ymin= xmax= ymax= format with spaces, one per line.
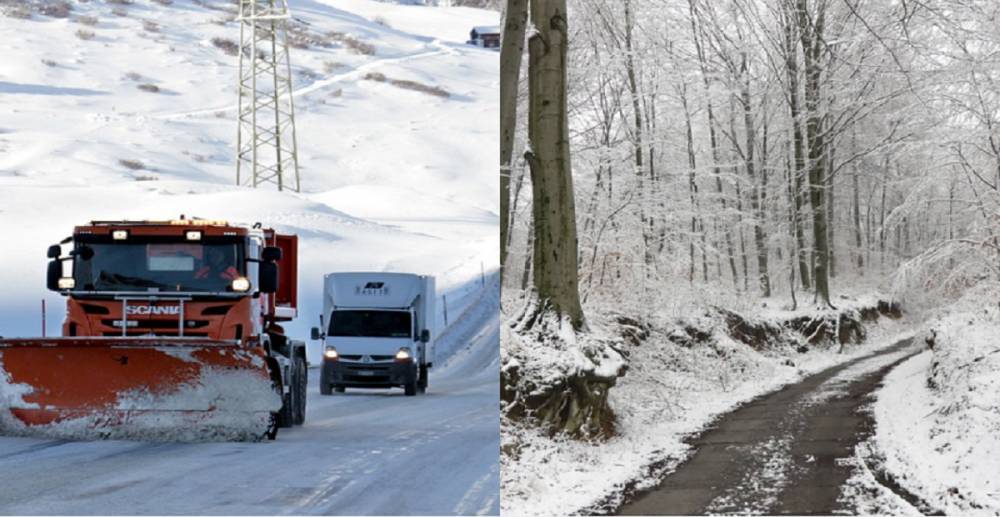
xmin=195 ymin=248 xmax=240 ymax=281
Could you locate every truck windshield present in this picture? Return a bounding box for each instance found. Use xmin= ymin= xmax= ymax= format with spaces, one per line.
xmin=328 ymin=310 xmax=412 ymax=338
xmin=73 ymin=240 xmax=244 ymax=293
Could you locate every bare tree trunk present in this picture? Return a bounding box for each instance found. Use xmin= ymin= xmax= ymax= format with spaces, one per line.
xmin=740 ymin=52 xmax=771 ymax=297
xmin=622 ymin=0 xmax=651 ymax=273
xmin=786 ymin=144 xmax=799 ymax=308
xmin=798 ymin=0 xmax=833 ymax=307
xmin=500 ymin=0 xmax=528 ymax=281
xmin=521 ymin=223 xmax=533 ymax=290
xmin=782 ymin=1 xmax=811 ymax=291
xmin=879 ymin=179 xmax=887 ymax=267
xmin=524 ymin=0 xmax=584 ymax=329
xmin=827 ymin=144 xmax=836 ymax=279
xmin=680 ymin=83 xmax=705 ymax=284
xmin=852 ymin=131 xmax=863 ymax=271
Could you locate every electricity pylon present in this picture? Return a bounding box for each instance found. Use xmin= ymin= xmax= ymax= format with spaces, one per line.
xmin=236 ymin=0 xmax=301 ymax=192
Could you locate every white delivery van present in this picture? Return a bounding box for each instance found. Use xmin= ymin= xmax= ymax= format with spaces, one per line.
xmin=311 ymin=272 xmax=435 ymax=396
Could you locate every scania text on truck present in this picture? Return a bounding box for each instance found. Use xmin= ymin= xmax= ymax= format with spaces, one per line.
xmin=0 ymin=218 xmax=308 ymax=441
xmin=312 ymin=272 xmax=435 ymax=397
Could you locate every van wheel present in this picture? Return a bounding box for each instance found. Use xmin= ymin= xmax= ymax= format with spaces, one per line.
xmin=417 ymin=364 xmax=428 ymax=394
xmin=404 ymin=378 xmax=417 ymax=396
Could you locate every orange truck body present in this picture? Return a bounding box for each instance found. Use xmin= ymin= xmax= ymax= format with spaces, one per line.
xmin=0 ymin=219 xmax=308 ymax=441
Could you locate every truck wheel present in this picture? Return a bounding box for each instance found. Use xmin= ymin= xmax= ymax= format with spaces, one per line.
xmin=277 ymin=390 xmax=294 ymax=428
xmin=293 ymin=357 xmax=307 ymax=426
xmin=320 ymin=382 xmax=332 ymax=395
xmin=334 ymin=385 xmax=345 ymax=393
xmin=265 ymin=412 xmax=279 ymax=440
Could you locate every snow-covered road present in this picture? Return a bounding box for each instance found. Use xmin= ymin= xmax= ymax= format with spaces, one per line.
xmin=0 ymin=285 xmax=499 ymax=516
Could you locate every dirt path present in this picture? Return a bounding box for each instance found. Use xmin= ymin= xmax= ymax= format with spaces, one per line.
xmin=618 ymin=338 xmax=920 ymax=516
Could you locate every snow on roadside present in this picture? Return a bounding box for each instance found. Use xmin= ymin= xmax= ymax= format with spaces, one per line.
xmin=865 ymin=283 xmax=1000 ymax=515
xmin=501 ymin=300 xmax=914 ymax=516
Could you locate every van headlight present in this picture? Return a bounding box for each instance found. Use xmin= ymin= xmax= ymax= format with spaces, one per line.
xmin=324 ymin=346 xmax=339 ymax=360
xmin=395 ymin=347 xmax=412 ymax=362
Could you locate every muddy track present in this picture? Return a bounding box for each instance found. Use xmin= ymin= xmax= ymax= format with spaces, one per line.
xmin=617 ymin=338 xmax=920 ymax=516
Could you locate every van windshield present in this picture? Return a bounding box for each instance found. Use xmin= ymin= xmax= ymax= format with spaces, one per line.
xmin=328 ymin=310 xmax=412 ymax=338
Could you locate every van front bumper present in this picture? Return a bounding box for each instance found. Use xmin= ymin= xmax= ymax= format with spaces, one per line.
xmin=320 ymin=359 xmax=415 ymax=389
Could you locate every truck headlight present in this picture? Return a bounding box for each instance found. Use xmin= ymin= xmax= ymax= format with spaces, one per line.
xmin=231 ymin=277 xmax=251 ymax=292
xmin=112 ymin=230 xmax=129 ymax=240
xmin=395 ymin=347 xmax=412 ymax=362
xmin=185 ymin=230 xmax=202 ymax=241
xmin=324 ymin=346 xmax=338 ymax=360
xmin=57 ymin=277 xmax=76 ymax=289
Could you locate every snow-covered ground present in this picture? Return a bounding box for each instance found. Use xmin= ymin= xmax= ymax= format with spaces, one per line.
xmin=860 ymin=283 xmax=1000 ymax=515
xmin=501 ymin=295 xmax=915 ymax=516
xmin=0 ymin=0 xmax=498 ymax=513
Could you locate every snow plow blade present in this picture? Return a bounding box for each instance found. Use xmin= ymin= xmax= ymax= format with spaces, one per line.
xmin=0 ymin=338 xmax=281 ymax=442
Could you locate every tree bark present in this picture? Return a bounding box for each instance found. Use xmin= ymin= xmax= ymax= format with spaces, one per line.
xmin=797 ymin=0 xmax=833 ymax=307
xmin=621 ymin=0 xmax=652 ymax=272
xmin=740 ymin=52 xmax=771 ymax=297
xmin=525 ymin=0 xmax=584 ymax=329
xmin=680 ymin=83 xmax=705 ymax=284
xmin=500 ymin=0 xmax=528 ymax=281
xmin=782 ymin=1 xmax=812 ymax=291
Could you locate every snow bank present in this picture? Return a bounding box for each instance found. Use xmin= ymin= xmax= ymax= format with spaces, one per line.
xmin=870 ymin=283 xmax=1000 ymax=514
xmin=500 ymin=296 xmax=912 ymax=516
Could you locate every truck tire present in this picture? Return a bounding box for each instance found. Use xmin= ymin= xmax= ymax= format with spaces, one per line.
xmin=293 ymin=356 xmax=307 ymax=426
xmin=320 ymin=382 xmax=332 ymax=395
xmin=265 ymin=412 xmax=279 ymax=440
xmin=277 ymin=390 xmax=294 ymax=428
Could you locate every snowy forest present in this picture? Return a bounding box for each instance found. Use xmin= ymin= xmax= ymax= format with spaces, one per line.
xmin=500 ymin=0 xmax=1000 ymax=514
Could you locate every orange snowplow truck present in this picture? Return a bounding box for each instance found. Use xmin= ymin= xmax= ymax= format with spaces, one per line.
xmin=0 ymin=218 xmax=308 ymax=441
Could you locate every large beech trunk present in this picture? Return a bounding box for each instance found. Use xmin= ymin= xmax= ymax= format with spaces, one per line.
xmin=523 ymin=0 xmax=583 ymax=329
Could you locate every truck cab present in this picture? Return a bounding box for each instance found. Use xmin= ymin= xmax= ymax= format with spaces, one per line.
xmin=313 ymin=272 xmax=435 ymax=397
xmin=33 ymin=217 xmax=309 ymax=439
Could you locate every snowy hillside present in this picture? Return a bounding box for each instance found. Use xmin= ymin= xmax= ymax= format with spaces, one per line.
xmin=0 ymin=0 xmax=499 ymax=365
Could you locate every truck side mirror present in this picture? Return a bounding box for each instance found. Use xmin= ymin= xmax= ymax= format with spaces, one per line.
xmin=259 ymin=261 xmax=279 ymax=293
xmin=47 ymin=245 xmax=61 ymax=259
xmin=261 ymin=246 xmax=282 ymax=262
xmin=420 ymin=329 xmax=430 ymax=343
xmin=311 ymin=327 xmax=322 ymax=340
xmin=46 ymin=260 xmax=62 ymax=291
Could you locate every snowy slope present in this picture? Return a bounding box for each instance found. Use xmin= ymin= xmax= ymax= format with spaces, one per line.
xmin=867 ymin=285 xmax=1000 ymax=514
xmin=0 ymin=0 xmax=499 ymax=366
